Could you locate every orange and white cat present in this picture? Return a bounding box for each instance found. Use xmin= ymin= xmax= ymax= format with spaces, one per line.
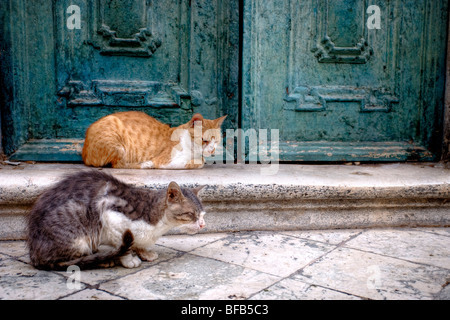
xmin=82 ymin=111 xmax=226 ymax=169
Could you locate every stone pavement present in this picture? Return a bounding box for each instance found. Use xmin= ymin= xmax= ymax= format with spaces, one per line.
xmin=0 ymin=227 xmax=449 ymax=300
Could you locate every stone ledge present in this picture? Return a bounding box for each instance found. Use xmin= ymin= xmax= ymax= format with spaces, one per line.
xmin=0 ymin=163 xmax=449 ymax=239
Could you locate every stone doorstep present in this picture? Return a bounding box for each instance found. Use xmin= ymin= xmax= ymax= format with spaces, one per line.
xmin=0 ymin=162 xmax=449 ymax=240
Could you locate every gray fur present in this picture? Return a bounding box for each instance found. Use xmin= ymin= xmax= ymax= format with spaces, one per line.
xmin=27 ymin=170 xmax=204 ymax=270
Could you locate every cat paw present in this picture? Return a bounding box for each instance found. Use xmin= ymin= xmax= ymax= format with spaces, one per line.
xmin=137 ymin=250 xmax=159 ymax=262
xmin=184 ymin=161 xmax=204 ymax=169
xmin=120 ymin=253 xmax=142 ymax=268
xmin=140 ymin=160 xmax=154 ymax=169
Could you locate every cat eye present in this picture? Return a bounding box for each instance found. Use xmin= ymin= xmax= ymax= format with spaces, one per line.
xmin=175 ymin=212 xmax=193 ymax=222
xmin=179 ymin=212 xmax=194 ymax=219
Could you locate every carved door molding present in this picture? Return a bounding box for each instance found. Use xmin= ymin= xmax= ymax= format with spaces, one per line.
xmin=89 ymin=0 xmax=162 ymax=57
xmin=311 ymin=0 xmax=373 ymax=64
xmin=54 ymin=0 xmax=191 ymax=110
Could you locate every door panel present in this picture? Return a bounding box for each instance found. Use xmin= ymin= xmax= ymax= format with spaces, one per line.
xmin=243 ymin=0 xmax=448 ymax=161
xmin=3 ymin=0 xmax=238 ymax=161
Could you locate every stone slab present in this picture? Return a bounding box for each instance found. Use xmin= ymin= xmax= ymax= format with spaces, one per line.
xmin=1 ymin=228 xmax=449 ymax=300
xmin=292 ymin=246 xmax=449 ymax=300
xmin=0 ymin=163 xmax=449 ymax=239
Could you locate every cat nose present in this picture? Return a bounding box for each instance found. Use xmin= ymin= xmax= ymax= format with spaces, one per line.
xmin=199 ymin=221 xmax=205 ymax=229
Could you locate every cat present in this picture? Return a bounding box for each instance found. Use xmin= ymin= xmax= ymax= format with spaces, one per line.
xmin=82 ymin=111 xmax=227 ymax=169
xmin=27 ymin=170 xmax=206 ymax=270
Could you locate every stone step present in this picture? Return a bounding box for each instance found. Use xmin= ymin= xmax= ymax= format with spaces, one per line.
xmin=0 ymin=163 xmax=449 ymax=240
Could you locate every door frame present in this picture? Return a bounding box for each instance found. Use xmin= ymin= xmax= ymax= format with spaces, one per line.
xmin=443 ymin=18 xmax=450 ymax=162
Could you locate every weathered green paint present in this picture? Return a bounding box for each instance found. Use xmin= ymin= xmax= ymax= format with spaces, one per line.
xmin=242 ymin=0 xmax=448 ymax=161
xmin=10 ymin=139 xmax=84 ymax=162
xmin=1 ymin=0 xmax=448 ymax=162
xmin=1 ymin=0 xmax=238 ymax=160
xmin=273 ymin=141 xmax=434 ymax=162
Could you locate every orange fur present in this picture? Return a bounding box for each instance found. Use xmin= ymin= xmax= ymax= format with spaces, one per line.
xmin=82 ymin=111 xmax=226 ymax=169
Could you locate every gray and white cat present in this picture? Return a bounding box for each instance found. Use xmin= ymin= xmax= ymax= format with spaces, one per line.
xmin=27 ymin=170 xmax=205 ymax=270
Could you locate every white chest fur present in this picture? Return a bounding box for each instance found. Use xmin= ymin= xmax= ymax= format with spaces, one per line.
xmin=161 ymin=129 xmax=202 ymax=169
xmin=100 ymin=209 xmax=171 ymax=250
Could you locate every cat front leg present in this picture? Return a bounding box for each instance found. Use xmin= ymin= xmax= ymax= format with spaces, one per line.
xmin=184 ymin=159 xmax=205 ymax=169
xmin=119 ymin=252 xmax=142 ymax=268
xmin=135 ymin=248 xmax=159 ymax=262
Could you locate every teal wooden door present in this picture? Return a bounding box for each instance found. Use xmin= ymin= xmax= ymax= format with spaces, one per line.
xmin=1 ymin=0 xmax=238 ymax=161
xmin=243 ymin=0 xmax=448 ymax=161
xmin=1 ymin=1 xmax=448 ymax=162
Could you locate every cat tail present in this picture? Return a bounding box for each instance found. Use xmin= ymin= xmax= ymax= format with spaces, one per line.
xmin=55 ymin=230 xmax=134 ymax=271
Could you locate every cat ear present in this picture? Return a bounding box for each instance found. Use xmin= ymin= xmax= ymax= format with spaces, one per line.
xmin=192 ymin=185 xmax=206 ymax=196
xmin=189 ymin=113 xmax=204 ymax=128
xmin=215 ymin=115 xmax=227 ymax=127
xmin=167 ymin=181 xmax=183 ymax=203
